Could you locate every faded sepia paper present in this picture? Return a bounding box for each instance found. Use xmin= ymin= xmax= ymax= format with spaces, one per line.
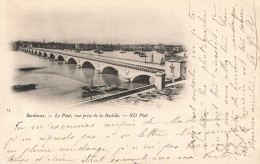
xmin=0 ymin=0 xmax=260 ymax=163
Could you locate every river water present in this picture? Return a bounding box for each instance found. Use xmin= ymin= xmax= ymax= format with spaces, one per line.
xmin=11 ymin=50 xmax=152 ymax=107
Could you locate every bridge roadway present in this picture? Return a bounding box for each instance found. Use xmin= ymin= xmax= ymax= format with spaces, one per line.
xmin=33 ymin=48 xmax=165 ymax=74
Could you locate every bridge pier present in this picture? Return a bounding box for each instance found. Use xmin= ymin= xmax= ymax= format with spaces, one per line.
xmin=155 ymin=72 xmax=166 ymax=90
xmin=122 ymin=77 xmax=130 ymax=83
xmin=95 ymin=69 xmax=101 ymax=74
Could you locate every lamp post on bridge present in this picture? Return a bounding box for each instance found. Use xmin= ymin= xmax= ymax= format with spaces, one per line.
xmin=168 ymin=59 xmax=176 ymax=82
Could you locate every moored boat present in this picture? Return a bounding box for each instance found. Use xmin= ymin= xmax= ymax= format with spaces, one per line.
xmin=139 ymin=52 xmax=147 ymax=57
xmin=81 ymin=84 xmax=129 ymax=98
xmin=101 ymin=85 xmax=118 ymax=92
xmin=97 ymin=50 xmax=103 ymax=54
xmin=82 ymin=86 xmax=106 ymax=94
xmin=13 ymin=84 xmax=37 ymax=92
xmin=82 ymin=85 xmax=118 ymax=94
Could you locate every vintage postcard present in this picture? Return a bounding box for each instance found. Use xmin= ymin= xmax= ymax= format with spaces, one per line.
xmin=0 ymin=0 xmax=259 ymax=163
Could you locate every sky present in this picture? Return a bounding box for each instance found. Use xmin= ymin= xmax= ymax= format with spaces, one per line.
xmin=4 ymin=0 xmax=188 ymax=44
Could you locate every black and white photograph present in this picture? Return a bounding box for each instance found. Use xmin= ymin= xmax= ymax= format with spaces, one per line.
xmin=0 ymin=0 xmax=260 ymax=163
xmin=9 ymin=0 xmax=189 ymax=108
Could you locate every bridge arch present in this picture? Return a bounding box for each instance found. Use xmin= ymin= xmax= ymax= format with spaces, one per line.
xmin=43 ymin=52 xmax=48 ymax=57
xmin=35 ymin=51 xmax=38 ymax=55
xmin=131 ymin=74 xmax=155 ymax=84
xmin=50 ymin=53 xmax=55 ymax=59
xmin=39 ymin=52 xmax=42 ymax=56
xmin=68 ymin=58 xmax=77 ymax=64
xmin=82 ymin=61 xmax=95 ymax=69
xmin=57 ymin=55 xmax=65 ymax=61
xmin=101 ymin=66 xmax=118 ymax=75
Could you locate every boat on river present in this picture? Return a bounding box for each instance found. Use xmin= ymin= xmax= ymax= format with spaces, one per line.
xmin=82 ymin=85 xmax=118 ymax=94
xmin=82 ymin=85 xmax=128 ymax=96
xmin=139 ymin=52 xmax=147 ymax=57
xmin=101 ymin=85 xmax=118 ymax=92
xmin=97 ymin=50 xmax=103 ymax=54
xmin=82 ymin=86 xmax=105 ymax=94
xmin=13 ymin=84 xmax=37 ymax=92
xmin=94 ymin=50 xmax=103 ymax=54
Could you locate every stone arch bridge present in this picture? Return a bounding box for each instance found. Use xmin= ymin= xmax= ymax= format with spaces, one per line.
xmin=21 ymin=48 xmax=168 ymax=87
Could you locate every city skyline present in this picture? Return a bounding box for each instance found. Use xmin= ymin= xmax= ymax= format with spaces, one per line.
xmin=6 ymin=0 xmax=189 ymax=45
xmin=15 ymin=40 xmax=184 ymax=45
